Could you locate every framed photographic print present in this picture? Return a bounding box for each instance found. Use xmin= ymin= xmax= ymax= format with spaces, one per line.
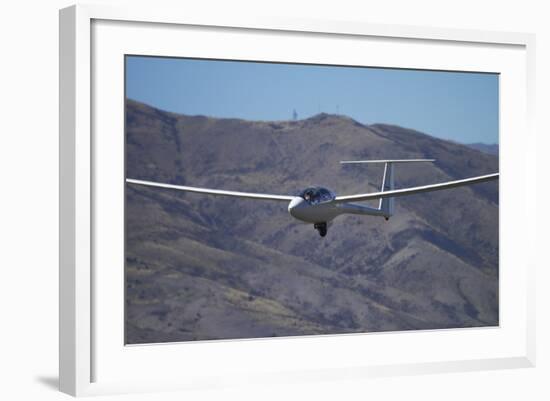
xmin=59 ymin=4 xmax=536 ymax=397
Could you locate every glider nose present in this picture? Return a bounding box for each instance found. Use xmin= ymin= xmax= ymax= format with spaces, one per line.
xmin=288 ymin=197 xmax=305 ymax=216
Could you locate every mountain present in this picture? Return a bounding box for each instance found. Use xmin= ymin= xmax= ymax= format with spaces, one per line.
xmin=466 ymin=142 xmax=499 ymax=156
xmin=125 ymin=99 xmax=499 ymax=344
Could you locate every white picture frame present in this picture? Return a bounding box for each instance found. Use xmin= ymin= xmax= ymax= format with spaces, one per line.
xmin=59 ymin=4 xmax=536 ymax=397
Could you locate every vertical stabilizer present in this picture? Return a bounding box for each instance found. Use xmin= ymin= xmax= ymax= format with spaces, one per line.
xmin=380 ymin=162 xmax=394 ymax=219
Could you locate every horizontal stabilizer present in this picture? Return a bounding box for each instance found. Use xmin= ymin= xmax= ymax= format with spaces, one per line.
xmin=341 ymin=159 xmax=435 ymax=164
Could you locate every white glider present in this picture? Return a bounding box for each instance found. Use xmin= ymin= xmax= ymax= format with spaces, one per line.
xmin=126 ymin=159 xmax=498 ymax=237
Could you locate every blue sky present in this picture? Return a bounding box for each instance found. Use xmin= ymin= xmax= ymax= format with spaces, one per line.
xmin=126 ymin=56 xmax=499 ymax=144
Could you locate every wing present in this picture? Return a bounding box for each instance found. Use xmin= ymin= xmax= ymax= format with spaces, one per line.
xmin=334 ymin=173 xmax=499 ymax=203
xmin=126 ymin=178 xmax=295 ymax=202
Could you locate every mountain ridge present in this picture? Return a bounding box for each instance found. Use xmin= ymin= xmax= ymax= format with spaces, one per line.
xmin=466 ymin=142 xmax=499 ymax=156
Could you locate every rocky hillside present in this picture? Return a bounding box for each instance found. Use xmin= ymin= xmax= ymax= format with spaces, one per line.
xmin=125 ymin=99 xmax=499 ymax=344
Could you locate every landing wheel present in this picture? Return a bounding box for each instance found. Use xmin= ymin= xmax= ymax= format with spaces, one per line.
xmin=314 ymin=222 xmax=328 ymax=237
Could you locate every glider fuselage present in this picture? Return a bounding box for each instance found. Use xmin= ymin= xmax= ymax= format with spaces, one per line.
xmin=288 ymin=187 xmax=387 ymax=224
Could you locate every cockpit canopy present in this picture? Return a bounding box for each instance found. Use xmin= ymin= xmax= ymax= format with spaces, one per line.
xmin=299 ymin=187 xmax=336 ymax=205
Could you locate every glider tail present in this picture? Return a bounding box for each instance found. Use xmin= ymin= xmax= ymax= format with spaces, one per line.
xmin=340 ymin=159 xmax=435 ymax=220
xmin=379 ymin=162 xmax=394 ymax=219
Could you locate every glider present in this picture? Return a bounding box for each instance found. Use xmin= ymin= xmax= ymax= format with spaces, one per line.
xmin=126 ymin=159 xmax=499 ymax=237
